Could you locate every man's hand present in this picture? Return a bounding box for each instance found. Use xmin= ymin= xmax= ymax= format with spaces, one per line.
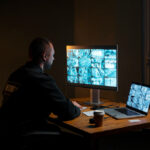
xmin=72 ymin=101 xmax=83 ymax=110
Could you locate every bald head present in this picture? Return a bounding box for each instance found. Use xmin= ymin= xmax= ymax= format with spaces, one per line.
xmin=29 ymin=37 xmax=55 ymax=70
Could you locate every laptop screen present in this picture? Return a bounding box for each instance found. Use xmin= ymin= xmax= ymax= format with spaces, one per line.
xmin=127 ymin=83 xmax=150 ymax=113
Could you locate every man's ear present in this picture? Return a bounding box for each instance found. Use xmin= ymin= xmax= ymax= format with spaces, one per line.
xmin=42 ymin=52 xmax=47 ymax=62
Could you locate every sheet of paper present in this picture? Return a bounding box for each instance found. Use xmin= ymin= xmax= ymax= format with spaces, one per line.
xmin=81 ymin=106 xmax=87 ymax=110
xmin=83 ymin=110 xmax=95 ymax=116
xmin=128 ymin=119 xmax=141 ymax=123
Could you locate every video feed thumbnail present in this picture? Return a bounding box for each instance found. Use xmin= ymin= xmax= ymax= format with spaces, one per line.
xmin=127 ymin=84 xmax=150 ymax=113
xmin=67 ymin=48 xmax=117 ymax=87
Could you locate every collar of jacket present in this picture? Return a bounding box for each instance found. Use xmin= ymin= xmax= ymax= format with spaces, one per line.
xmin=25 ymin=61 xmax=43 ymax=73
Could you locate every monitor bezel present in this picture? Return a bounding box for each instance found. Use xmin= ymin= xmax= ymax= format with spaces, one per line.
xmin=65 ymin=45 xmax=118 ymax=91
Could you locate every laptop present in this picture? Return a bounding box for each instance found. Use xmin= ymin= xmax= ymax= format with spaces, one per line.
xmin=104 ymin=82 xmax=150 ymax=119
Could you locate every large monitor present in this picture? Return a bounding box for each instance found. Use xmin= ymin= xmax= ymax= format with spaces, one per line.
xmin=66 ymin=45 xmax=118 ymax=106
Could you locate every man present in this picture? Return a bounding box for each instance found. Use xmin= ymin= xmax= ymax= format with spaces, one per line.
xmin=0 ymin=37 xmax=84 ymax=149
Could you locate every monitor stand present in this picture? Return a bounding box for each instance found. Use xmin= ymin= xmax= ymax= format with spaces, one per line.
xmin=84 ymin=89 xmax=104 ymax=109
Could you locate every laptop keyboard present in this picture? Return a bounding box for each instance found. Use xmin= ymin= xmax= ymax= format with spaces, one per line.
xmin=115 ymin=108 xmax=139 ymax=116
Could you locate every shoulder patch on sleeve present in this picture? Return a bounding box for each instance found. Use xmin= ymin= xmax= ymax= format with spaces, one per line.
xmin=4 ymin=82 xmax=20 ymax=95
xmin=5 ymin=84 xmax=18 ymax=93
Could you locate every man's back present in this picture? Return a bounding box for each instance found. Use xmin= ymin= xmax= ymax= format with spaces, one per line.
xmin=0 ymin=61 xmax=80 ymax=135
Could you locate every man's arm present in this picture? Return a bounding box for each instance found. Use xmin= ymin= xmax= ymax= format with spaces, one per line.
xmin=38 ymin=75 xmax=81 ymax=121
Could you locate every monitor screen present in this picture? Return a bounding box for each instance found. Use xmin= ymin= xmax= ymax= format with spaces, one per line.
xmin=66 ymin=45 xmax=118 ymax=90
xmin=127 ymin=83 xmax=150 ymax=113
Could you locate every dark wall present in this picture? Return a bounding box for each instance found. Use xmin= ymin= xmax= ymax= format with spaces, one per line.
xmin=0 ymin=0 xmax=142 ymax=105
xmin=116 ymin=0 xmax=142 ymax=101
xmin=0 ymin=0 xmax=74 ymax=105
xmin=74 ymin=0 xmax=142 ymax=101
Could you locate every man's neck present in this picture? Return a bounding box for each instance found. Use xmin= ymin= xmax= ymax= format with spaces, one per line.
xmin=39 ymin=63 xmax=44 ymax=72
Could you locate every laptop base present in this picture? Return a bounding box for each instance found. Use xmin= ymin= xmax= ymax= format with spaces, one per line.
xmin=104 ymin=107 xmax=145 ymax=119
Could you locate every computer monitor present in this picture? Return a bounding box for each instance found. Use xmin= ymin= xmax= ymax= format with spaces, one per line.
xmin=66 ymin=45 xmax=118 ymax=106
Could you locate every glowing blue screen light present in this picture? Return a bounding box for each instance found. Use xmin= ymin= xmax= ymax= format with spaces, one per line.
xmin=66 ymin=46 xmax=118 ymax=89
xmin=127 ymin=83 xmax=150 ymax=113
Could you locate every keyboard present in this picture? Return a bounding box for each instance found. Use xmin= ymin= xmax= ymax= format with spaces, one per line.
xmin=115 ymin=108 xmax=140 ymax=116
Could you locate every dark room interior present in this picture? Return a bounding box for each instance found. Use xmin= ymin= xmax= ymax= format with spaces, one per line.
xmin=0 ymin=0 xmax=150 ymax=149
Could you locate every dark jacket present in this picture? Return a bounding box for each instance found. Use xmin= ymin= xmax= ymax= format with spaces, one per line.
xmin=0 ymin=61 xmax=80 ymax=135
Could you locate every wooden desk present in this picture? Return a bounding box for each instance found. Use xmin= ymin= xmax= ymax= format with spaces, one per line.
xmin=49 ymin=98 xmax=150 ymax=150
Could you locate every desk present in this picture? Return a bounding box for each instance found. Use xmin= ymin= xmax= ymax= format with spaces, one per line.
xmin=49 ymin=98 xmax=150 ymax=150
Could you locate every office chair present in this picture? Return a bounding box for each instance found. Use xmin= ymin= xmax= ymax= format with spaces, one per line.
xmin=18 ymin=129 xmax=62 ymax=150
xmin=0 ymin=121 xmax=62 ymax=150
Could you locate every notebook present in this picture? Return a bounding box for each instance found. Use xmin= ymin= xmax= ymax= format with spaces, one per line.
xmin=104 ymin=82 xmax=150 ymax=119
